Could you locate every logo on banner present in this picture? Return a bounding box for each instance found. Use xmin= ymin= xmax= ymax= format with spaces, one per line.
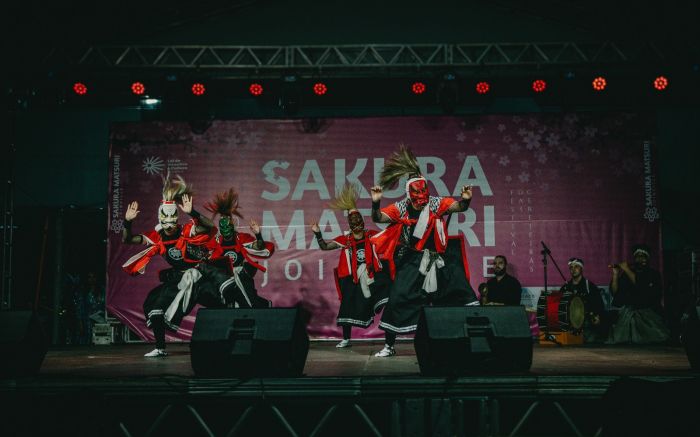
xmin=142 ymin=156 xmax=165 ymax=175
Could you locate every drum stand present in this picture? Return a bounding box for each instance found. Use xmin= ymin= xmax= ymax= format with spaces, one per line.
xmin=540 ymin=241 xmax=569 ymax=346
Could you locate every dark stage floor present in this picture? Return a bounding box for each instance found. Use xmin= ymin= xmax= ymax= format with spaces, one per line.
xmin=39 ymin=340 xmax=693 ymax=378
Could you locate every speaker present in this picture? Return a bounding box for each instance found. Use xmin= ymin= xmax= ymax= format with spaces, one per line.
xmin=681 ymin=306 xmax=700 ymax=371
xmin=190 ymin=307 xmax=309 ymax=377
xmin=414 ymin=306 xmax=533 ymax=375
xmin=0 ymin=311 xmax=48 ymax=377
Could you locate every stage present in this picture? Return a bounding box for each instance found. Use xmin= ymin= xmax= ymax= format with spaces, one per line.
xmin=2 ymin=341 xmax=698 ymax=436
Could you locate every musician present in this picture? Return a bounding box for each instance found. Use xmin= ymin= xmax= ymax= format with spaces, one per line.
xmin=562 ymin=257 xmax=607 ymax=342
xmin=608 ymin=244 xmax=670 ymax=344
xmin=485 ymin=255 xmax=522 ymax=305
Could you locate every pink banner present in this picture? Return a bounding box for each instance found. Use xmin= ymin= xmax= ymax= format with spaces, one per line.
xmin=107 ymin=114 xmax=661 ymax=341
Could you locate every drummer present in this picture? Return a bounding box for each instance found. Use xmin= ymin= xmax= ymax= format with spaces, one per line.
xmin=484 ymin=255 xmax=523 ymax=306
xmin=562 ymin=257 xmax=608 ymax=342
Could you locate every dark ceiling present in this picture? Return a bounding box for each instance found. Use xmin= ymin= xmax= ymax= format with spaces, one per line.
xmin=8 ymin=1 xmax=699 ymax=46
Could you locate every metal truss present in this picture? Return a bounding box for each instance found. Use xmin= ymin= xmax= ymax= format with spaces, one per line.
xmin=4 ymin=375 xmax=697 ymax=436
xmin=69 ymin=396 xmax=604 ymax=437
xmin=35 ymin=41 xmax=685 ymax=78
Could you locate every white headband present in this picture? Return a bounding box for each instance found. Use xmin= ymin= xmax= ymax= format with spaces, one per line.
xmin=633 ymin=248 xmax=650 ymax=257
xmin=567 ymin=259 xmax=584 ymax=268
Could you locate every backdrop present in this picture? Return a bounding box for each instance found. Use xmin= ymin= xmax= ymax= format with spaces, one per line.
xmin=107 ymin=114 xmax=661 ymax=341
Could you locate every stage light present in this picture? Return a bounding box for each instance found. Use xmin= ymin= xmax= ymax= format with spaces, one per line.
xmin=653 ymin=76 xmax=669 ymax=91
xmin=191 ymin=83 xmax=206 ymax=96
xmin=532 ymin=79 xmax=547 ymax=93
xmin=140 ymin=97 xmax=161 ymax=107
xmin=476 ymin=81 xmax=490 ymax=94
xmin=73 ymin=82 xmax=88 ymax=95
xmin=131 ymin=82 xmax=146 ymax=95
xmin=313 ymin=82 xmax=328 ymax=96
xmin=592 ymin=76 xmax=607 ymax=91
xmin=249 ymin=83 xmax=264 ymax=96
xmin=412 ymin=81 xmax=426 ymax=95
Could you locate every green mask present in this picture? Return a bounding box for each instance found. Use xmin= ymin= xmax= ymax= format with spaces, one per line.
xmin=219 ymin=216 xmax=235 ymax=239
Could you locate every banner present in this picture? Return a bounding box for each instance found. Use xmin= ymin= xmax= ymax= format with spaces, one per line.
xmin=107 ymin=114 xmax=661 ymax=341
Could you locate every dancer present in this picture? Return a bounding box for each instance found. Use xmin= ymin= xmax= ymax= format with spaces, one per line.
xmin=370 ymin=145 xmax=478 ymax=357
xmin=310 ymin=183 xmax=389 ymax=348
xmin=122 ymin=174 xmax=219 ymax=357
xmin=204 ymin=188 xmax=275 ymax=308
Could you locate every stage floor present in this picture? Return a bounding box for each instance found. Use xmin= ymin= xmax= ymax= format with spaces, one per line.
xmin=39 ymin=340 xmax=693 ymax=378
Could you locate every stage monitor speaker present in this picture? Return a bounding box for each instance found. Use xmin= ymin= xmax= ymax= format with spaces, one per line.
xmin=681 ymin=306 xmax=700 ymax=371
xmin=190 ymin=307 xmax=309 ymax=377
xmin=414 ymin=306 xmax=533 ymax=375
xmin=0 ymin=310 xmax=48 ymax=378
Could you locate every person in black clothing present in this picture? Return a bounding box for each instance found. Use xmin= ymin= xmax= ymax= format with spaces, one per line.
xmin=484 ymin=255 xmax=522 ymax=306
xmin=122 ymin=175 xmax=220 ymax=358
xmin=370 ymin=146 xmax=479 ymax=357
xmin=561 ymin=257 xmax=608 ymax=342
xmin=607 ymin=244 xmax=669 ymax=344
xmin=311 ymin=184 xmax=389 ymax=348
xmin=204 ymin=187 xmax=275 ymax=309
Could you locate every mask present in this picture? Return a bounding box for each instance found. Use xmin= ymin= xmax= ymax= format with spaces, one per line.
xmin=407 ymin=178 xmax=429 ymax=208
xmin=158 ymin=202 xmax=178 ymax=230
xmin=219 ymin=216 xmax=236 ymax=239
xmin=348 ymin=210 xmax=364 ymax=233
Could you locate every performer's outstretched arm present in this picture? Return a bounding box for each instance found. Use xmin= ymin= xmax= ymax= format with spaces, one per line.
xmin=122 ymin=201 xmax=143 ymax=244
xmin=311 ymin=222 xmax=342 ymax=250
xmin=249 ymin=219 xmax=266 ymax=250
xmin=179 ymin=194 xmax=214 ymax=234
xmin=370 ymin=186 xmax=392 ymax=223
xmin=446 ymin=185 xmax=473 ymax=214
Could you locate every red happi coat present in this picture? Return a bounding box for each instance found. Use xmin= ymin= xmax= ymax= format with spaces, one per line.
xmin=332 ymin=230 xmax=382 ymax=300
xmin=370 ymin=196 xmax=456 ymax=279
xmin=210 ymin=232 xmax=275 ymax=274
xmin=122 ymin=221 xmax=218 ymax=276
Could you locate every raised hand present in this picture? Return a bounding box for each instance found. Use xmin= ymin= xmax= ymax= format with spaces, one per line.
xmin=310 ymin=222 xmax=320 ymax=233
xmin=125 ymin=201 xmax=140 ymax=221
xmin=179 ymin=194 xmax=193 ymax=214
xmin=249 ymin=219 xmax=261 ymax=235
xmin=461 ymin=185 xmax=473 ymax=200
xmin=370 ymin=185 xmax=383 ymax=202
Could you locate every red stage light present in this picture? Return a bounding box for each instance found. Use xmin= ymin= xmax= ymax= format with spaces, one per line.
xmin=73 ymin=82 xmax=88 ymax=95
xmin=191 ymin=83 xmax=206 ymax=96
xmin=476 ymin=81 xmax=490 ymax=94
xmin=131 ymin=82 xmax=146 ymax=95
xmin=592 ymin=76 xmax=607 ymax=91
xmin=249 ymin=83 xmax=264 ymax=96
xmin=313 ymin=82 xmax=328 ymax=96
xmin=411 ymin=82 xmax=426 ymax=94
xmin=532 ymin=79 xmax=547 ymax=93
xmin=653 ymin=76 xmax=669 ymax=91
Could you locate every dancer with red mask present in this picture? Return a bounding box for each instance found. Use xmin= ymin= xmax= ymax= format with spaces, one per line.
xmin=310 ymin=184 xmax=390 ymax=348
xmin=370 ymin=146 xmax=478 ymax=357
